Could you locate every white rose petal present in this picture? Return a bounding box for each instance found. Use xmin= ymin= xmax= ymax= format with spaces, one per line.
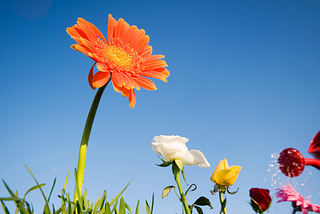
xmin=152 ymin=135 xmax=210 ymax=168
xmin=181 ymin=150 xmax=210 ymax=168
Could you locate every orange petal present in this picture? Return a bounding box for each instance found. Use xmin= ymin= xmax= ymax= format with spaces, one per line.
xmin=79 ymin=37 xmax=96 ymax=52
xmin=114 ymin=18 xmax=129 ymax=42
xmin=70 ymin=44 xmax=90 ymax=54
xmin=77 ymin=18 xmax=97 ymax=43
xmin=108 ymin=14 xmax=118 ymax=41
xmin=140 ymin=45 xmax=152 ymax=58
xmin=92 ymin=71 xmax=111 ymax=88
xmin=151 ymin=67 xmax=170 ymax=76
xmin=129 ymin=29 xmax=146 ymax=49
xmin=143 ymin=55 xmax=165 ymax=63
xmin=128 ymin=89 xmax=136 ymax=108
xmin=88 ymin=62 xmax=97 ymax=90
xmin=144 ymin=60 xmax=168 ymax=70
xmin=112 ymin=72 xmax=126 ymax=87
xmin=135 ymin=76 xmax=157 ymax=90
xmin=88 ymin=21 xmax=107 ymax=43
xmin=140 ymin=70 xmax=168 ymax=82
xmin=132 ymin=35 xmax=150 ymax=55
xmin=96 ymin=62 xmax=109 ymax=72
xmin=122 ymin=25 xmax=138 ymax=48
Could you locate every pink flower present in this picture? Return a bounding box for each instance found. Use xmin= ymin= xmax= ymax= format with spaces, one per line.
xmin=275 ymin=183 xmax=320 ymax=214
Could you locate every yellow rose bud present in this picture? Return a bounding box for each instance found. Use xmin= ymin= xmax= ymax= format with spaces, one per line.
xmin=210 ymin=159 xmax=241 ymax=186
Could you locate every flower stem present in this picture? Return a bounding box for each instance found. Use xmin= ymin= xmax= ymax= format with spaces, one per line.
xmin=219 ymin=190 xmax=228 ymax=214
xmin=74 ymin=80 xmax=110 ymax=202
xmin=172 ymin=163 xmax=190 ymax=214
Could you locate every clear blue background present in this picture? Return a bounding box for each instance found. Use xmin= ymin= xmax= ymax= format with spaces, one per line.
xmin=1 ymin=0 xmax=320 ymax=213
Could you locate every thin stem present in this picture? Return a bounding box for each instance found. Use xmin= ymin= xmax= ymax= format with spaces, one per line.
xmin=74 ymin=80 xmax=110 ymax=202
xmin=219 ymin=190 xmax=228 ymax=214
xmin=172 ymin=163 xmax=190 ymax=214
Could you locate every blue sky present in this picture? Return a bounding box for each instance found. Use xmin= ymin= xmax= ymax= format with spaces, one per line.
xmin=1 ymin=0 xmax=320 ymax=213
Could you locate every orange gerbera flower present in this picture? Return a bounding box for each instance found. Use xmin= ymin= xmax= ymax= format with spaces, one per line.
xmin=67 ymin=14 xmax=169 ymax=108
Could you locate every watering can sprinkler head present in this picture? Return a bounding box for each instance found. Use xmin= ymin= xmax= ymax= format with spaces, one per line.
xmin=278 ymin=131 xmax=320 ymax=177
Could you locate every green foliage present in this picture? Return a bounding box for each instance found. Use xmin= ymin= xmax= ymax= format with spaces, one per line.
xmin=0 ymin=166 xmax=152 ymax=214
xmin=156 ymin=156 xmax=173 ymax=167
xmin=161 ymin=186 xmax=176 ymax=199
xmin=189 ymin=196 xmax=213 ymax=214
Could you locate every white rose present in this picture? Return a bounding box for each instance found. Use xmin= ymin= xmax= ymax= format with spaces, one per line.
xmin=152 ymin=135 xmax=210 ymax=168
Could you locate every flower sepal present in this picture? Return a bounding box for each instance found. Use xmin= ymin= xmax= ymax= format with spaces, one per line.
xmin=227 ymin=187 xmax=239 ymax=195
xmin=210 ymin=184 xmax=225 ymax=195
xmin=249 ymin=198 xmax=271 ymax=214
xmin=156 ymin=156 xmax=174 ymax=168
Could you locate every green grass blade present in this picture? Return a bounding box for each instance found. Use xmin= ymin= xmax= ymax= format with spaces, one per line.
xmin=0 ymin=197 xmax=21 ymax=201
xmin=25 ymin=165 xmax=51 ymax=214
xmin=1 ymin=200 xmax=10 ymax=214
xmin=83 ymin=189 xmax=88 ymax=211
xmin=150 ymin=193 xmax=154 ymax=214
xmin=73 ymin=169 xmax=80 ymax=203
xmin=125 ymin=203 xmax=132 ymax=214
xmin=145 ymin=201 xmax=150 ymax=214
xmin=119 ymin=197 xmax=125 ymax=214
xmin=1 ymin=180 xmax=19 ymax=199
xmin=63 ymin=172 xmax=69 ymax=194
xmin=105 ymin=202 xmax=111 ymax=214
xmin=23 ymin=184 xmax=46 ymax=200
xmin=110 ymin=200 xmax=118 ymax=214
xmin=134 ymin=200 xmax=139 ymax=214
xmin=1 ymin=180 xmax=30 ymax=214
xmin=109 ymin=181 xmax=131 ymax=205
xmin=48 ymin=171 xmax=57 ymax=201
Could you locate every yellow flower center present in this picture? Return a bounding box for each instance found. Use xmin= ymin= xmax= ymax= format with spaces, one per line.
xmin=104 ymin=45 xmax=134 ymax=71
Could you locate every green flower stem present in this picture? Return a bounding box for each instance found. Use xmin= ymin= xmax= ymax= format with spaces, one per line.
xmin=172 ymin=163 xmax=190 ymax=214
xmin=74 ymin=80 xmax=110 ymax=202
xmin=219 ymin=190 xmax=228 ymax=214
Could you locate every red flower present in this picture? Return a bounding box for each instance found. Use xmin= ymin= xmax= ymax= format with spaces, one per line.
xmin=250 ymin=188 xmax=272 ymax=213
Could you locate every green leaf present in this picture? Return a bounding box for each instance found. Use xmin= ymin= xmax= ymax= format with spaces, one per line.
xmin=162 ymin=186 xmax=175 ymax=199
xmin=25 ymin=201 xmax=33 ymax=214
xmin=105 ymin=202 xmax=111 ymax=214
xmin=134 ymin=200 xmax=140 ymax=214
xmin=111 ymin=199 xmax=119 ymax=214
xmin=1 ymin=180 xmax=29 ymax=214
xmin=24 ymin=165 xmax=51 ymax=214
xmin=1 ymin=180 xmax=19 ymax=199
xmin=119 ymin=197 xmax=125 ymax=214
xmin=83 ymin=189 xmax=88 ymax=211
xmin=145 ymin=200 xmax=151 ymax=214
xmin=150 ymin=193 xmax=154 ymax=214
xmin=23 ymin=184 xmax=46 ymax=199
xmin=109 ymin=181 xmax=131 ymax=205
xmin=193 ymin=197 xmax=213 ymax=209
xmin=74 ymin=168 xmax=81 ymax=202
xmin=194 ymin=205 xmax=203 ymax=214
xmin=156 ymin=157 xmax=173 ymax=167
xmin=63 ymin=171 xmax=69 ymax=195
xmin=0 ymin=197 xmax=21 ymax=201
xmin=1 ymin=201 xmax=10 ymax=214
xmin=125 ymin=202 xmax=132 ymax=214
xmin=47 ymin=170 xmax=57 ymax=201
